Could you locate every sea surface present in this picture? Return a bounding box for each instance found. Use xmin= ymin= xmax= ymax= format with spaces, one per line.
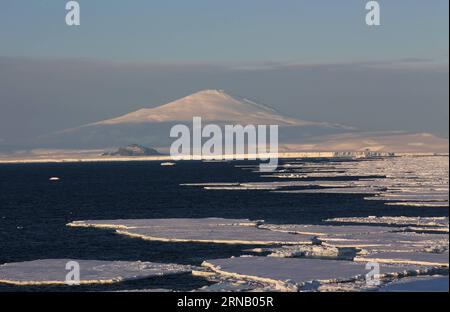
xmin=0 ymin=159 xmax=447 ymax=291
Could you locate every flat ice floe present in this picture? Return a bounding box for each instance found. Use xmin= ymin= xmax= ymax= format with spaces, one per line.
xmin=354 ymin=251 xmax=449 ymax=267
xmin=326 ymin=216 xmax=449 ymax=228
xmin=0 ymin=259 xmax=191 ymax=286
xmin=201 ymin=257 xmax=430 ymax=292
xmin=68 ymin=218 xmax=315 ymax=245
xmin=274 ymin=187 xmax=382 ymax=194
xmin=258 ymin=224 xmax=394 ymax=236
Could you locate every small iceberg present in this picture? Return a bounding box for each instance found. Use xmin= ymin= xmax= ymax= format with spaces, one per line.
xmin=161 ymin=162 xmax=176 ymax=166
xmin=49 ymin=177 xmax=60 ymax=181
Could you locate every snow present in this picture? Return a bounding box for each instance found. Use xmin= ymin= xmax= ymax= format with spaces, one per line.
xmin=0 ymin=259 xmax=191 ymax=286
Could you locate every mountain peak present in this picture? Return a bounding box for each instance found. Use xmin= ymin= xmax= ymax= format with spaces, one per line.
xmin=192 ymin=89 xmax=227 ymax=96
xmin=183 ymin=89 xmax=233 ymax=103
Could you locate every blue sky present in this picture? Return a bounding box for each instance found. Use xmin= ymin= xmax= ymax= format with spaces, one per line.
xmin=1 ymin=0 xmax=448 ymax=63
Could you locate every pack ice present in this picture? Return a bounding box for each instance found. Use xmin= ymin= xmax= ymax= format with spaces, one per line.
xmin=65 ymin=217 xmax=448 ymax=291
xmin=187 ymin=156 xmax=449 ymax=208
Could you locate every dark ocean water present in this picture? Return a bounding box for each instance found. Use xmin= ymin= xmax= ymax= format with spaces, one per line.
xmin=0 ymin=159 xmax=447 ymax=291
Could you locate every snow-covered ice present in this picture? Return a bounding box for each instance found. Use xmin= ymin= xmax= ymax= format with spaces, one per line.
xmin=68 ymin=218 xmax=315 ymax=245
xmin=201 ymin=257 xmax=430 ymax=292
xmin=0 ymin=259 xmax=191 ymax=286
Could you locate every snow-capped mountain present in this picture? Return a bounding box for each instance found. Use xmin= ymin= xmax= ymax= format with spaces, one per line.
xmin=87 ymin=89 xmax=344 ymax=128
xmin=37 ymin=90 xmax=352 ymax=149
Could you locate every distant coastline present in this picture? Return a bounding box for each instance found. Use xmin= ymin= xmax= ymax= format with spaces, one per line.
xmin=0 ymin=152 xmax=447 ymax=164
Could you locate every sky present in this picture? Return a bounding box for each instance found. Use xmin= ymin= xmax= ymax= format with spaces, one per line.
xmin=0 ymin=0 xmax=448 ymax=146
xmin=1 ymin=0 xmax=448 ymax=63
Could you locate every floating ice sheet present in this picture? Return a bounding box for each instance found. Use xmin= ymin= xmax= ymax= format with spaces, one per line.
xmin=258 ymin=224 xmax=394 ymax=236
xmin=326 ymin=216 xmax=449 ymax=228
xmin=0 ymin=259 xmax=191 ymax=286
xmin=68 ymin=218 xmax=315 ymax=245
xmin=385 ymin=202 xmax=449 ymax=207
xmin=318 ymin=231 xmax=448 ymax=249
xmin=202 ymin=257 xmax=427 ymax=291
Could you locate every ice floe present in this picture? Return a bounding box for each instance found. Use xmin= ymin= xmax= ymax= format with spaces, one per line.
xmin=67 ymin=218 xmax=315 ymax=245
xmin=0 ymin=259 xmax=191 ymax=286
xmin=326 ymin=216 xmax=449 ymax=228
xmin=200 ymin=257 xmax=432 ymax=292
